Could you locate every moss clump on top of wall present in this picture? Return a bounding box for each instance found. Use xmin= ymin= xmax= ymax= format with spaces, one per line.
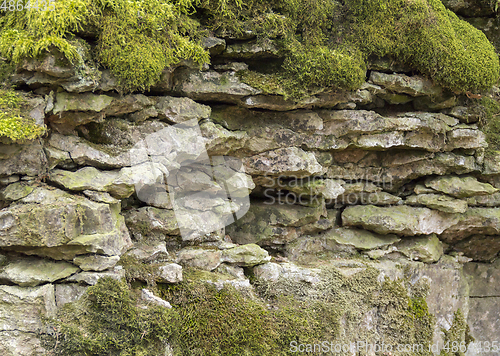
xmin=208 ymin=0 xmax=499 ymax=96
xmin=1 ymin=0 xmax=498 ymax=94
xmin=0 ymin=0 xmax=209 ymax=92
xmin=0 ymin=89 xmax=45 ymax=142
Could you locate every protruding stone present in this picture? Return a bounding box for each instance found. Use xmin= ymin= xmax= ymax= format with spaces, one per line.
xmin=395 ymin=234 xmax=444 ymax=263
xmin=425 ymin=175 xmax=498 ymax=198
xmin=141 ymin=289 xmax=172 ymax=309
xmin=158 ymin=263 xmax=183 ymax=283
xmin=369 ymin=72 xmax=443 ymax=97
xmin=73 ymin=255 xmax=120 ymax=272
xmin=405 ymin=194 xmax=468 ymax=213
xmin=155 ymin=96 xmax=211 ymax=124
xmin=176 ymin=248 xmax=222 ymax=271
xmin=221 ymin=244 xmax=271 ymax=267
xmin=65 ymin=268 xmax=125 ymax=285
xmin=0 ymin=258 xmax=79 ymax=287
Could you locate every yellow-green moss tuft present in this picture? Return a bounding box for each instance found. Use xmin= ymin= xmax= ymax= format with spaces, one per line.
xmin=0 ymin=89 xmax=45 ymax=142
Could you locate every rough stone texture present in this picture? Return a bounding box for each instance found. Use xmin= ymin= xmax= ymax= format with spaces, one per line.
xmin=174 ymin=69 xmax=261 ymax=103
xmin=158 ymin=263 xmax=183 ymax=283
xmin=141 ymin=289 xmax=172 ymax=309
xmin=64 ymin=268 xmax=125 ymax=285
xmin=72 ymin=255 xmax=120 ymax=272
xmin=369 ymin=72 xmax=443 ymax=96
xmin=405 ymin=193 xmax=468 ymax=213
xmin=0 ymin=258 xmax=79 ymax=286
xmin=464 ymin=260 xmax=500 ymax=356
xmin=464 ymin=260 xmax=500 ymax=297
xmin=155 ymin=96 xmax=211 ymax=124
xmin=243 ymin=147 xmax=325 ymax=178
xmin=49 ymin=163 xmax=168 ymax=199
xmin=0 ymin=284 xmax=56 ymax=356
xmin=0 ymin=142 xmax=47 ymax=177
xmin=226 ymin=201 xmax=326 ymax=246
xmin=425 ymin=175 xmax=498 ymax=198
xmin=221 ymin=244 xmax=271 ymax=267
xmin=395 ymin=234 xmax=444 ymax=263
xmin=55 ymin=284 xmax=88 ymax=308
xmin=176 ymin=248 xmax=222 ymax=271
xmin=0 ymin=186 xmax=132 ymax=260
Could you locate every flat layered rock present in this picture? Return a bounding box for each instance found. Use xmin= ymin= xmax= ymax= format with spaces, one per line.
xmin=405 ymin=194 xmax=468 ymax=213
xmin=369 ymin=72 xmax=443 ymax=97
xmin=0 ymin=186 xmax=132 ymax=260
xmin=0 ymin=258 xmax=79 ymax=286
xmin=425 ymin=175 xmax=498 ymax=198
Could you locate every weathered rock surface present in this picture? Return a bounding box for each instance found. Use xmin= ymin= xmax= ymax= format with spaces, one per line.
xmin=174 ymin=69 xmax=261 ymax=102
xmin=221 ymin=244 xmax=271 ymax=267
xmin=0 ymin=142 xmax=47 ymax=177
xmin=226 ymin=201 xmax=326 ymax=246
xmin=0 ymin=258 xmax=79 ymax=286
xmin=395 ymin=234 xmax=444 ymax=263
xmin=176 ymin=247 xmax=222 ymax=271
xmin=0 ymin=284 xmax=56 ymax=356
xmin=369 ymin=72 xmax=443 ymax=97
xmin=0 ymin=187 xmax=132 ymax=260
xmin=55 ymin=284 xmax=88 ymax=308
xmin=158 ymin=263 xmax=183 ymax=283
xmin=405 ymin=194 xmax=468 ymax=213
xmin=65 ymin=268 xmax=125 ymax=285
xmin=425 ymin=175 xmax=498 ymax=198
xmin=72 ymin=255 xmax=120 ymax=272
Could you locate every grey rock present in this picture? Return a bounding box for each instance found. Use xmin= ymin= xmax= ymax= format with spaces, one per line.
xmin=221 ymin=244 xmax=271 ymax=267
xmin=176 ymin=247 xmax=222 ymax=271
xmin=0 ymin=186 xmax=132 ymax=260
xmin=55 ymin=284 xmax=88 ymax=308
xmin=174 ymin=69 xmax=261 ymax=103
xmin=252 ymin=262 xmax=282 ymax=282
xmin=0 ymin=258 xmax=79 ymax=287
xmin=464 ymin=259 xmax=500 ymax=297
xmin=141 ymin=289 xmax=172 ymax=309
xmin=65 ymin=268 xmax=125 ymax=285
xmin=226 ymin=201 xmax=325 ymax=246
xmin=369 ymin=72 xmax=443 ymax=97
xmin=158 ymin=263 xmax=183 ymax=283
xmin=466 ymin=298 xmax=500 ymax=356
xmin=73 ymin=255 xmax=120 ymax=272
xmin=202 ymin=37 xmax=226 ymax=56
xmin=155 ymin=96 xmax=211 ymax=124
xmin=0 ymin=284 xmax=55 ymax=356
xmin=405 ymin=194 xmax=468 ymax=213
xmin=425 ymin=175 xmax=498 ymax=198
xmin=450 ymin=235 xmax=500 ymax=262
xmin=0 ymin=142 xmax=47 ymax=177
xmin=223 ymin=39 xmax=279 ymax=59
xmin=244 ymin=147 xmax=325 ymax=178
xmin=395 ymin=234 xmax=444 ymax=263
xmin=0 ymin=183 xmax=34 ymax=201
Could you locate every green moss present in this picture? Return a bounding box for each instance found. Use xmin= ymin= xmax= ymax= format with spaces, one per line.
xmin=0 ymin=0 xmax=209 ymax=92
xmin=43 ymin=278 xmax=178 ymax=356
xmin=477 ymin=96 xmax=500 ymax=151
xmin=0 ymin=89 xmax=45 ymax=142
xmin=211 ymin=0 xmax=499 ymax=96
xmin=439 ymin=309 xmax=474 ymax=356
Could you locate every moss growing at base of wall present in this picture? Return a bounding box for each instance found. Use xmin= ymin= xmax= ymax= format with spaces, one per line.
xmin=439 ymin=309 xmax=474 ymax=356
xmin=0 ymin=89 xmax=45 ymax=142
xmin=43 ymin=278 xmax=178 ymax=356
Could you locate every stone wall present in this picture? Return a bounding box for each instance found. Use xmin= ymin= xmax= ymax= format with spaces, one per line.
xmin=0 ymin=1 xmax=500 ymax=355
